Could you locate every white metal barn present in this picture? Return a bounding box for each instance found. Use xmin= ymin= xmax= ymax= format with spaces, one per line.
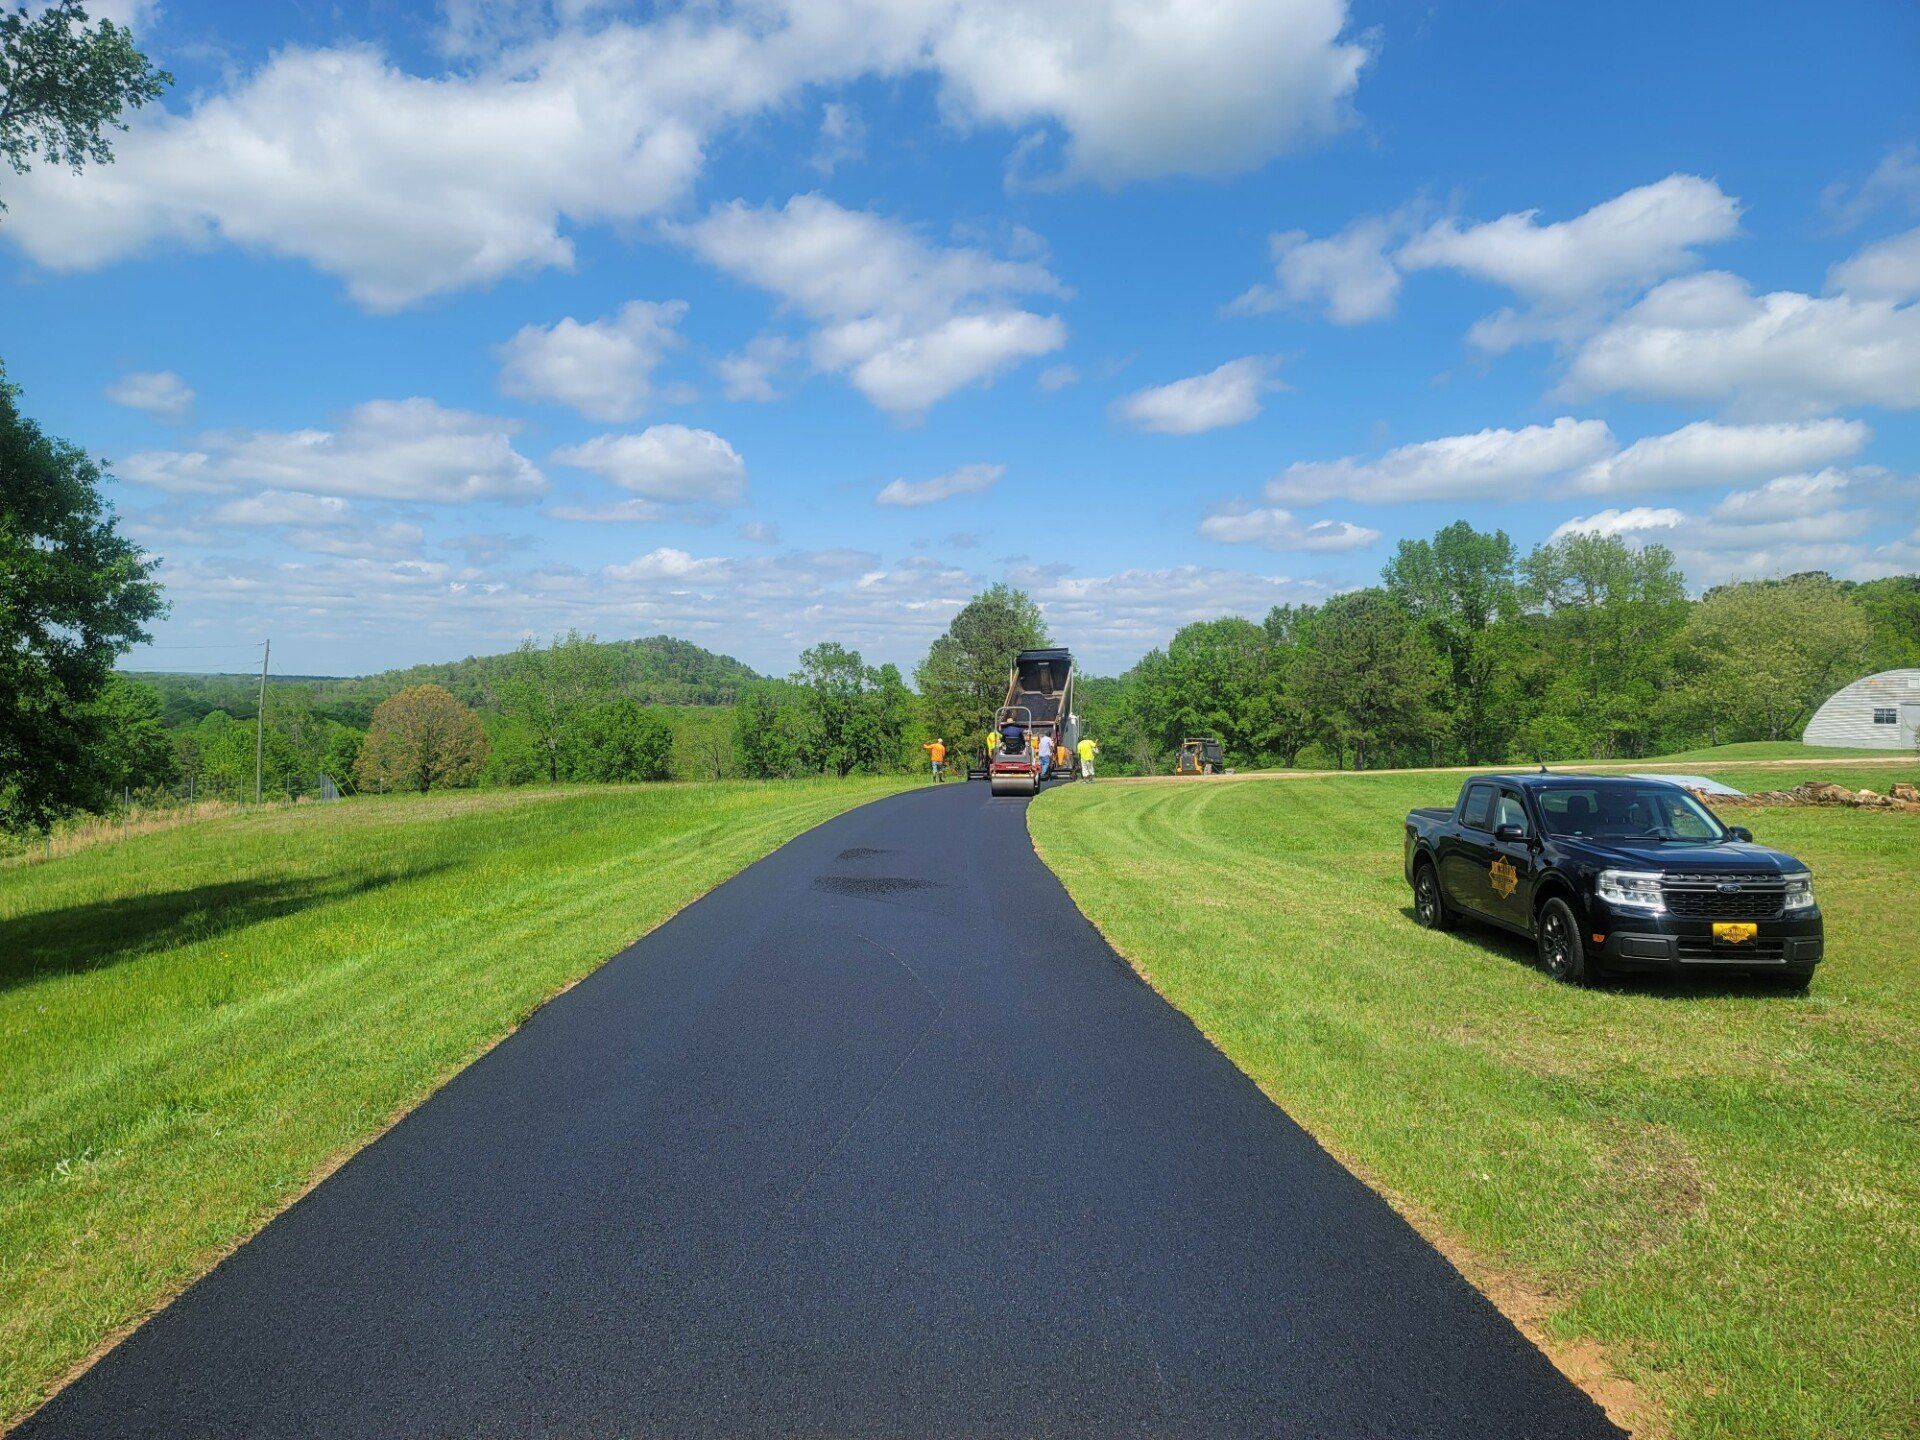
xmin=1803 ymin=669 xmax=1920 ymax=748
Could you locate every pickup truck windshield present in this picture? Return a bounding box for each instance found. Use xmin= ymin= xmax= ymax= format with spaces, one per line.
xmin=1536 ymin=785 xmax=1725 ymax=841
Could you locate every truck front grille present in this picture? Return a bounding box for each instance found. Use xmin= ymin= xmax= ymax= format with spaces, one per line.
xmin=1660 ymin=872 xmax=1786 ymax=920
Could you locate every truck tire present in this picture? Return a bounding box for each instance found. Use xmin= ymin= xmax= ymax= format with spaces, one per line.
xmin=1412 ymin=860 xmax=1452 ymax=931
xmin=1536 ymin=896 xmax=1590 ymax=985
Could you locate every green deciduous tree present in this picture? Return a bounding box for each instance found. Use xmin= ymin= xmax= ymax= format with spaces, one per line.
xmin=494 ymin=630 xmax=614 ymax=783
xmin=1384 ymin=521 xmax=1522 ymax=763
xmin=88 ymin=674 xmax=174 ymax=793
xmin=1682 ymin=576 xmax=1872 ymax=740
xmin=565 ymin=697 xmax=673 ymax=782
xmin=1 ymin=0 xmax=169 ymax=209
xmin=733 ymin=680 xmax=809 ymax=779
xmin=1290 ymin=590 xmax=1443 ymax=770
xmin=1 ymin=367 xmax=165 ymax=831
xmin=1520 ymin=533 xmax=1689 ymax=758
xmin=354 ymin=684 xmax=487 ymax=793
xmin=914 ymin=584 xmax=1049 ymax=747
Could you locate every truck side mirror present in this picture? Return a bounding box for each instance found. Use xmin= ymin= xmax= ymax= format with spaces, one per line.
xmin=1727 ymin=825 xmax=1753 ymax=842
xmin=1494 ymin=822 xmax=1528 ymax=843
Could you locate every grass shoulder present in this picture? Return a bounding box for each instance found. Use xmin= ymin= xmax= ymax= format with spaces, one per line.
xmin=0 ymin=776 xmax=914 ymax=1430
xmin=1029 ymin=765 xmax=1920 ymax=1440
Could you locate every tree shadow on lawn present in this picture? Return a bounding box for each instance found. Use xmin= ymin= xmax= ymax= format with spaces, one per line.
xmin=1396 ymin=906 xmax=1809 ymax=999
xmin=0 ymin=867 xmax=442 ymax=995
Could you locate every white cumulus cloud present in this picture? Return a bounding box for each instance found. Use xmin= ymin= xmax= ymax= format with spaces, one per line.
xmin=875 ymin=462 xmax=1005 ymax=507
xmin=930 ymin=0 xmax=1367 ymax=185
xmin=1113 ymin=356 xmax=1282 ymax=434
xmin=1569 ymin=417 xmax=1870 ymax=495
xmin=496 ymin=300 xmax=686 ymax=421
xmin=1827 ymin=226 xmax=1920 ymax=301
xmin=1400 ymin=174 xmax=1740 ymax=307
xmin=1266 ymin=416 xmax=1613 ymax=504
xmin=1564 ymin=270 xmax=1920 ymax=412
xmin=117 ymin=399 xmax=547 ymax=501
xmin=1548 ymin=507 xmax=1686 ymax=542
xmin=1197 ymin=504 xmax=1379 ymax=552
xmin=105 ymin=369 xmax=195 ymax=422
xmin=551 ymin=424 xmax=746 ymax=505
xmin=1230 ymin=216 xmax=1402 ymax=323
xmin=681 ymin=193 xmax=1065 ymax=415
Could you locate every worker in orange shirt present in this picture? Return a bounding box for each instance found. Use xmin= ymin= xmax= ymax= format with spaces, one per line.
xmin=923 ymin=737 xmax=948 ymax=782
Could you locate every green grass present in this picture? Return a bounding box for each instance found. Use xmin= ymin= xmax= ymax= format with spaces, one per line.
xmin=0 ymin=777 xmax=911 ymax=1429
xmin=1031 ymin=763 xmax=1920 ymax=1440
xmin=1635 ymin=741 xmax=1896 ymax=763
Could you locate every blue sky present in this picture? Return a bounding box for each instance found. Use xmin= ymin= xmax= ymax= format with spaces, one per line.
xmin=4 ymin=0 xmax=1918 ymax=677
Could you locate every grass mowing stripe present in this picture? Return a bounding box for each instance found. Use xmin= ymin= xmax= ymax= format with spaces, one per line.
xmin=1030 ymin=762 xmax=1920 ymax=1440
xmin=0 ymin=777 xmax=912 ymax=1430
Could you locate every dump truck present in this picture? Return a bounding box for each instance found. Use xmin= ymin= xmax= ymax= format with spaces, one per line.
xmin=1175 ymin=736 xmax=1225 ymax=775
xmin=988 ymin=648 xmax=1079 ymax=797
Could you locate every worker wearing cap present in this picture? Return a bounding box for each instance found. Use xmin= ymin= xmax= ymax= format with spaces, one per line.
xmin=923 ymin=738 xmax=947 ymax=782
xmin=1077 ymin=735 xmax=1098 ymax=780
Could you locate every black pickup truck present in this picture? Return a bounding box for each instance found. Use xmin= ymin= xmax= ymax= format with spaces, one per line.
xmin=1404 ymin=773 xmax=1823 ymax=988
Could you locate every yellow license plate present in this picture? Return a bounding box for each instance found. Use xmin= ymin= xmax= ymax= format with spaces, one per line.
xmin=1713 ymin=922 xmax=1758 ymax=944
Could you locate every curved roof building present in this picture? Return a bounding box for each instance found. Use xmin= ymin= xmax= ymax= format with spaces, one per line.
xmin=1803 ymin=669 xmax=1920 ymax=749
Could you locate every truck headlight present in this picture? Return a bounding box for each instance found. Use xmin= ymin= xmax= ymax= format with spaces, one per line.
xmin=1596 ymin=870 xmax=1665 ymax=912
xmin=1782 ymin=872 xmax=1815 ymax=911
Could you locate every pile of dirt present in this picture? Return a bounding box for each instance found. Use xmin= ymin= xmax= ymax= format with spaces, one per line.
xmin=1738 ymin=780 xmax=1920 ymax=812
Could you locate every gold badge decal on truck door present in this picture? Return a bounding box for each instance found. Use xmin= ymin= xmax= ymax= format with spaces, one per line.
xmin=1489 ymin=856 xmax=1519 ymax=899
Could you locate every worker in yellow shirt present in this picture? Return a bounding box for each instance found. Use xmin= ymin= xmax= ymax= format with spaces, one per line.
xmin=1076 ymin=735 xmax=1099 ymax=780
xmin=922 ymin=738 xmax=948 ymax=782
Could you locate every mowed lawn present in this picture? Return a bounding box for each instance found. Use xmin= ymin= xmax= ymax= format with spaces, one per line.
xmin=0 ymin=777 xmax=911 ymax=1429
xmin=1031 ymin=763 xmax=1920 ymax=1440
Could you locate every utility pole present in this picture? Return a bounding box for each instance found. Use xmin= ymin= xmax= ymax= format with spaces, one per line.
xmin=255 ymin=638 xmax=270 ymax=805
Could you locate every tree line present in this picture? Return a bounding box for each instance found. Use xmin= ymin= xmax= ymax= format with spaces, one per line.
xmin=1094 ymin=524 xmax=1917 ymax=775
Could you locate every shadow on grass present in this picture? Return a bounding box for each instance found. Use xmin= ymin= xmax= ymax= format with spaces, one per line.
xmin=0 ymin=868 xmax=438 ymax=994
xmin=1396 ymin=905 xmax=1810 ymax=999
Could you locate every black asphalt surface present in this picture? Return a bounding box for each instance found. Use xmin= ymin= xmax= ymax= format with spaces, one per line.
xmin=21 ymin=782 xmax=1622 ymax=1439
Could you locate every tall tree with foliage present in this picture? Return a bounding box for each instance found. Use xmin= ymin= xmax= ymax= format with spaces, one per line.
xmin=1849 ymin=575 xmax=1920 ymax=672
xmin=1683 ymin=577 xmax=1871 ymax=740
xmin=733 ymin=680 xmax=808 ymax=779
xmin=1 ymin=368 xmax=165 ymax=831
xmin=354 ymin=684 xmax=486 ymax=793
xmin=1520 ymin=533 xmax=1689 ymax=758
xmin=494 ymin=630 xmax=614 ymax=783
xmin=87 ymin=674 xmax=174 ymax=794
xmin=794 ymin=642 xmax=904 ymax=778
xmin=1290 ymin=590 xmax=1442 ymax=770
xmin=1384 ymin=522 xmax=1521 ymax=763
xmin=1 ymin=0 xmax=169 ymax=209
xmin=1126 ymin=617 xmax=1295 ymax=768
xmin=565 ymin=698 xmax=673 ymax=782
xmin=914 ymin=584 xmax=1049 ymax=746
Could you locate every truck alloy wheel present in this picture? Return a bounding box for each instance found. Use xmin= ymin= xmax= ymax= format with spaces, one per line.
xmin=1536 ymin=898 xmax=1588 ymax=985
xmin=1414 ymin=865 xmax=1451 ymax=930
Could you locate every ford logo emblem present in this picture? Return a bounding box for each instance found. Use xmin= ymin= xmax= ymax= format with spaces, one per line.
xmin=1717 ymin=882 xmax=1742 ymax=893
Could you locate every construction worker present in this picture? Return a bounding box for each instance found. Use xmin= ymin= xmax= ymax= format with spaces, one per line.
xmin=1038 ymin=730 xmax=1055 ymax=779
xmin=1076 ymin=735 xmax=1099 ymax=780
xmin=984 ymin=729 xmax=999 ymax=767
xmin=923 ymin=737 xmax=948 ymax=782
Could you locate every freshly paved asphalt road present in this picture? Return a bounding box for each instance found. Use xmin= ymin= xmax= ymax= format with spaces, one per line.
xmin=21 ymin=783 xmax=1622 ymax=1439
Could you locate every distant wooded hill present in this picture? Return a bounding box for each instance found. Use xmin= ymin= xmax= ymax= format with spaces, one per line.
xmin=130 ymin=634 xmax=762 ymax=727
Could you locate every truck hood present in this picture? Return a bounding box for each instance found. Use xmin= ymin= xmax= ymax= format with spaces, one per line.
xmin=1553 ymin=838 xmax=1807 ymax=873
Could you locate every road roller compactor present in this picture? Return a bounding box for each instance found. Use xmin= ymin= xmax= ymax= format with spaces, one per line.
xmin=988 ymin=648 xmax=1079 ymax=798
